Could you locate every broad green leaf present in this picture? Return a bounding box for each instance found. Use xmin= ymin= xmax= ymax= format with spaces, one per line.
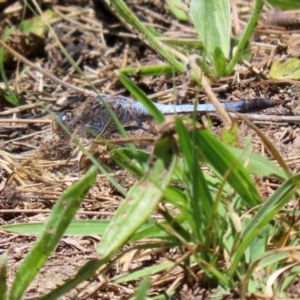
xmin=190 ymin=0 xmax=230 ymax=62
xmin=2 ymin=220 xmax=109 ymax=236
xmin=9 ymin=166 xmax=97 ymax=300
xmin=195 ymin=129 xmax=261 ymax=206
xmin=248 ymin=224 xmax=274 ymax=263
xmin=20 ymin=10 xmax=58 ymax=36
xmin=269 ymin=58 xmax=300 ymax=79
xmin=267 ymin=0 xmax=300 ymax=9
xmin=2 ymin=220 xmax=170 ymax=241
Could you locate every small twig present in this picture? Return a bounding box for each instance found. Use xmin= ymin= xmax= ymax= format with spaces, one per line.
xmin=0 ymin=209 xmax=115 ymax=216
xmin=92 ymin=136 xmax=156 ymax=144
xmin=228 ymin=113 xmax=300 ymax=123
xmin=0 ymin=102 xmax=45 ymax=115
xmin=0 ymin=118 xmax=52 ymax=124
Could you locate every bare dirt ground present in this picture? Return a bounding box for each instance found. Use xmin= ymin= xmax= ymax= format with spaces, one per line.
xmin=1 ymin=0 xmax=300 ymax=299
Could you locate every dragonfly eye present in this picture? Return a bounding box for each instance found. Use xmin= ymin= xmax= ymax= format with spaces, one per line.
xmin=52 ymin=110 xmax=75 ymax=136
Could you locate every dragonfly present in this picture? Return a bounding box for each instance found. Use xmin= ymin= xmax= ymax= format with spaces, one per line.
xmin=53 ymin=95 xmax=285 ymax=138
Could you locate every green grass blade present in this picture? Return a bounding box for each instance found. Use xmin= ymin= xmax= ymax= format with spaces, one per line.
xmin=116 ymin=261 xmax=174 ymax=283
xmin=97 ymin=137 xmax=177 ymax=258
xmin=119 ymin=64 xmax=174 ymax=76
xmin=130 ymin=220 xmax=173 ymax=241
xmin=166 ymin=0 xmax=188 ymax=21
xmin=267 ymin=0 xmax=300 ymax=9
xmin=109 ymin=0 xmax=185 ymax=71
xmin=195 ymin=129 xmax=261 ymax=206
xmin=2 ymin=220 xmax=109 ymax=236
xmin=118 ymin=73 xmax=165 ymax=124
xmin=47 ymin=104 xmax=126 ymax=195
xmin=9 ymin=166 xmax=97 ymax=300
xmin=0 ymin=33 xmax=21 ymax=106
xmin=40 ymin=258 xmax=108 ymax=300
xmin=1 ymin=220 xmax=170 ymax=241
xmin=112 ymin=148 xmax=150 ymax=178
xmin=175 ymin=118 xmax=213 ymax=238
xmin=0 ymin=252 xmax=8 ymax=300
xmin=229 ymin=173 xmax=300 ymax=277
xmin=226 ymin=0 xmax=264 ymax=75
xmin=278 ymin=265 xmax=300 ymax=294
xmin=133 ymin=277 xmax=150 ymax=300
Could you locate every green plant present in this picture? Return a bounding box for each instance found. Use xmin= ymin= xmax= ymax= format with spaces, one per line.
xmin=2 ymin=0 xmax=300 ymax=299
xmin=111 ymin=0 xmax=300 ymax=78
xmin=3 ymin=114 xmax=299 ymax=298
xmin=1 ymin=167 xmax=97 ymax=300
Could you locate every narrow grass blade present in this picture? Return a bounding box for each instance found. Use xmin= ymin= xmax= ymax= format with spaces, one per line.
xmin=166 ymin=0 xmax=188 ymax=21
xmin=0 ymin=252 xmax=8 ymax=300
xmin=119 ymin=64 xmax=174 ymax=76
xmin=48 ymin=104 xmax=126 ymax=195
xmin=118 ymin=73 xmax=165 ymax=124
xmin=9 ymin=166 xmax=97 ymax=300
xmin=195 ymin=129 xmax=261 ymax=206
xmin=116 ymin=261 xmax=174 ymax=283
xmin=2 ymin=220 xmax=109 ymax=236
xmin=278 ymin=265 xmax=300 ymax=295
xmin=133 ymin=277 xmax=150 ymax=299
xmin=40 ymin=258 xmax=108 ymax=300
xmin=229 ymin=173 xmax=300 ymax=277
xmin=2 ymin=220 xmax=170 ymax=240
xmin=226 ymin=0 xmax=264 ymax=75
xmin=22 ymin=5 xmax=131 ymax=150
xmin=175 ymin=118 xmax=214 ymax=239
xmin=109 ymin=0 xmax=185 ymax=72
xmin=213 ymin=46 xmax=227 ymax=77
xmin=0 ymin=36 xmax=21 ymax=106
xmin=112 ymin=147 xmax=150 ymax=178
xmin=97 ymin=137 xmax=177 ymax=259
xmin=267 ymin=0 xmax=300 ymax=9
xmin=241 ymin=247 xmax=300 ymax=297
